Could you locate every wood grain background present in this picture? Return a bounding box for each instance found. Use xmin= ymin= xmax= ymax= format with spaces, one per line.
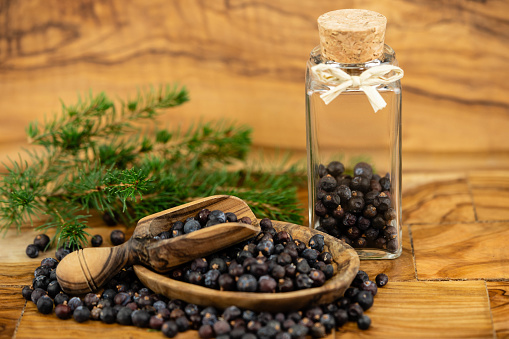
xmin=1 ymin=0 xmax=508 ymax=171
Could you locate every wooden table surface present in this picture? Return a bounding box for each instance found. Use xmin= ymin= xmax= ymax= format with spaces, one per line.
xmin=1 ymin=170 xmax=508 ymax=339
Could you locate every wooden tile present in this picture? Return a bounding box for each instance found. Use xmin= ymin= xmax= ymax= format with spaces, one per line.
xmin=0 ymin=287 xmax=25 ymax=339
xmin=335 ymin=281 xmax=493 ymax=338
xmin=402 ymin=178 xmax=475 ymax=224
xmin=487 ymin=281 xmax=509 ymax=339
xmin=412 ymin=222 xmax=509 ymax=280
xmin=469 ymin=171 xmax=509 ymax=221
xmin=359 ymin=225 xmax=416 ymax=282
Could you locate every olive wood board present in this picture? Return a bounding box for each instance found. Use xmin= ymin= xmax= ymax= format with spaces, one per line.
xmin=56 ymin=195 xmax=260 ymax=295
xmin=12 ymin=281 xmax=494 ymax=339
xmin=135 ymin=220 xmax=360 ymax=313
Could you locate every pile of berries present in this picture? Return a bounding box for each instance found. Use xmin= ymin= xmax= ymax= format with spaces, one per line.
xmin=22 ymin=255 xmax=388 ymax=338
xmin=314 ymin=161 xmax=399 ymax=252
xmin=167 ymin=215 xmax=334 ymax=292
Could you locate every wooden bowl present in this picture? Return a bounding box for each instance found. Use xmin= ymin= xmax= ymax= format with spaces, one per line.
xmin=135 ymin=220 xmax=360 ymax=313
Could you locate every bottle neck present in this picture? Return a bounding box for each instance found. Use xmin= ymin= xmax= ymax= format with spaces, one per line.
xmin=308 ymin=44 xmax=398 ymax=75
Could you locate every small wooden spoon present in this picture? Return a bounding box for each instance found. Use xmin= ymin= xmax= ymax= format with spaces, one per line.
xmin=56 ymin=195 xmax=260 ymax=295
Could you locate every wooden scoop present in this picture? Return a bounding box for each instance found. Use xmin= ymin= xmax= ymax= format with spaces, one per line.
xmin=56 ymin=195 xmax=260 ymax=295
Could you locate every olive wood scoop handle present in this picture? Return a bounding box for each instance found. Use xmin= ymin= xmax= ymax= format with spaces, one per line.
xmin=56 ymin=195 xmax=260 ymax=295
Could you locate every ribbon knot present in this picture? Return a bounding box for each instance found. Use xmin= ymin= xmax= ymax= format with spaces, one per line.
xmin=311 ymin=64 xmax=404 ymax=112
xmin=350 ymin=76 xmax=362 ymax=88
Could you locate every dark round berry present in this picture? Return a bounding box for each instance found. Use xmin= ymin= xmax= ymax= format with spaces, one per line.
xmin=83 ymin=293 xmax=100 ymax=309
xmin=353 ymin=162 xmax=373 ymax=180
xmin=204 ymin=269 xmax=220 ymax=289
xmin=53 ymin=293 xmax=69 ymax=306
xmin=310 ymin=322 xmax=326 ymax=338
xmin=295 ymin=274 xmax=314 ymax=290
xmin=102 ymin=288 xmax=117 ymax=300
xmin=100 ymin=306 xmax=116 ymax=324
xmin=198 ymin=324 xmax=214 ymax=338
xmin=376 ymin=273 xmax=389 ymax=287
xmin=197 ymin=209 xmax=211 ymax=225
xmin=40 ymin=257 xmax=58 ymax=268
xmin=213 ymin=319 xmax=231 ymax=336
xmin=258 ymin=275 xmax=277 ymax=293
xmin=73 ymin=305 xmax=91 ymax=323
xmin=356 ymin=290 xmax=374 ymax=311
xmin=218 ymin=274 xmax=235 ymax=291
xmin=22 ymin=286 xmax=33 ymax=301
xmin=364 ymin=191 xmax=379 ymax=205
xmin=319 ymin=313 xmax=335 ymax=332
xmin=387 ymin=238 xmax=399 ymax=252
xmin=333 ymin=308 xmax=348 ymax=327
xmin=347 ymin=196 xmax=365 ymax=213
xmin=47 ymin=280 xmax=61 ymax=298
xmin=308 ymin=234 xmax=325 ymax=252
xmin=309 ymin=269 xmax=326 ymax=287
xmin=68 ymin=296 xmax=83 ymax=311
xmin=91 ymin=234 xmax=103 ymax=247
xmin=33 ymin=275 xmax=50 ymax=290
xmin=374 ymin=192 xmax=391 ymax=211
xmin=344 ymin=287 xmax=360 ymax=299
xmin=162 ymin=320 xmax=179 ymax=338
xmin=336 ymin=185 xmax=352 ymax=202
xmin=357 ymin=216 xmax=371 ymax=231
xmin=114 ymin=292 xmax=131 ymax=306
xmin=326 ymin=161 xmax=345 ymax=176
xmin=131 ymin=309 xmax=151 ymax=328
xmin=354 ymin=237 xmax=367 ymax=248
xmin=55 ymin=303 xmax=72 ymax=319
xmin=237 ymin=274 xmax=257 ymax=292
xmin=322 ymin=193 xmax=341 ymax=209
xmin=184 ymin=219 xmax=201 ymax=234
xmin=33 ymin=234 xmax=50 ymax=251
xmin=353 ymin=270 xmax=369 ymax=287
xmin=361 ymin=280 xmax=378 ymax=296
xmin=209 ymin=257 xmax=227 ymax=273
xmin=288 ymin=324 xmax=309 ymax=338
xmin=314 ymin=201 xmax=328 ymax=217
xmin=34 ymin=266 xmax=51 ymax=278
xmin=209 ymin=210 xmax=226 ymax=223
xmin=257 ymin=240 xmax=274 ymax=257
xmin=357 ymin=314 xmax=371 ymax=330
xmin=259 ymin=218 xmax=273 ymax=231
xmin=347 ymin=303 xmax=364 ymax=321
xmin=36 ymin=295 xmax=53 ymax=314
xmin=55 ymin=247 xmax=70 ymax=261
xmin=116 ymin=307 xmax=133 ymax=325
xmin=319 ymin=174 xmax=337 ymax=192
xmin=110 ymin=230 xmax=125 ymax=246
xmin=26 ymin=244 xmax=39 ymax=258
xmin=351 ymin=176 xmax=370 ymax=193
xmin=239 ymin=216 xmax=252 ymax=224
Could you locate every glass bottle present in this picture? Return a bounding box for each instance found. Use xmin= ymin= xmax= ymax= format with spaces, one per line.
xmin=305 ymin=9 xmax=403 ymax=259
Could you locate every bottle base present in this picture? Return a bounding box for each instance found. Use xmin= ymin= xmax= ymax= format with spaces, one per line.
xmin=356 ymin=247 xmax=402 ymax=260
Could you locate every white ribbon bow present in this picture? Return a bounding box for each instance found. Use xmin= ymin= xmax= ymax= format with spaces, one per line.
xmin=311 ymin=64 xmax=404 ymax=112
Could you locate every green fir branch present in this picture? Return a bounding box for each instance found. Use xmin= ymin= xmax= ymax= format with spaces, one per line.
xmin=0 ymin=84 xmax=306 ymax=249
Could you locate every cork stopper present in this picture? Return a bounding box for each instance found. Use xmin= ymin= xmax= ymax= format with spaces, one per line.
xmin=317 ymin=9 xmax=387 ymax=63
